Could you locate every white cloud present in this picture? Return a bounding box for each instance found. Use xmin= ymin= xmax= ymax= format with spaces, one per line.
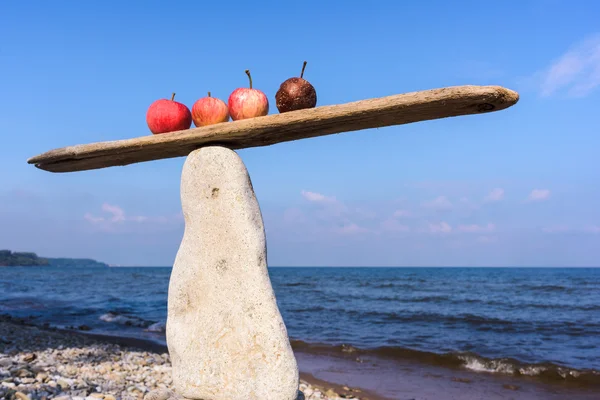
xmin=334 ymin=223 xmax=371 ymax=235
xmin=585 ymin=226 xmax=600 ymax=234
xmin=542 ymin=225 xmax=571 ymax=233
xmin=84 ymin=203 xmax=178 ymax=233
xmin=484 ymin=188 xmax=504 ymax=202
xmin=393 ymin=209 xmax=411 ymax=218
xmin=380 ymin=218 xmax=410 ymax=232
xmin=84 ymin=213 xmax=104 ymax=224
xmin=539 ymin=34 xmax=600 ymax=97
xmin=477 ymin=235 xmax=497 ymax=243
xmin=457 ymin=223 xmax=496 ymax=233
xmin=458 ymin=197 xmax=480 ymax=211
xmin=102 ymin=203 xmax=126 ymax=222
xmin=428 ymin=221 xmax=452 ymax=234
xmin=422 ymin=196 xmax=453 ymax=211
xmin=527 ymin=189 xmax=551 ymax=202
xmin=301 ymin=190 xmax=337 ymax=203
xmin=543 ymin=225 xmax=600 ymax=234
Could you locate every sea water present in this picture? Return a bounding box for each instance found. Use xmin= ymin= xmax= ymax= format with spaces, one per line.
xmin=1 ymin=266 xmax=599 ymax=385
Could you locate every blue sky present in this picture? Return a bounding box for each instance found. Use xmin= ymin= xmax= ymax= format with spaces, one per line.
xmin=1 ymin=1 xmax=599 ymax=266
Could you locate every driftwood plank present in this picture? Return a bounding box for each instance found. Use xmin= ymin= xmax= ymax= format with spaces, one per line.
xmin=28 ymin=85 xmax=519 ymax=173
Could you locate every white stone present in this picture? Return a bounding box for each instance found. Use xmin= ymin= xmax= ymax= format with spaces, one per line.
xmin=167 ymin=146 xmax=299 ymax=400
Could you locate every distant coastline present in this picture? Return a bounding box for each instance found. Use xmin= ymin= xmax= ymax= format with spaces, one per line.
xmin=0 ymin=250 xmax=108 ymax=267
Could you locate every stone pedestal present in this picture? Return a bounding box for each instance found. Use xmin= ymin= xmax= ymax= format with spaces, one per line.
xmin=166 ymin=146 xmax=299 ymax=400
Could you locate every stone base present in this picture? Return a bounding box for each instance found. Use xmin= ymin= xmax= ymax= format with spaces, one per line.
xmin=165 ymin=147 xmax=299 ymax=400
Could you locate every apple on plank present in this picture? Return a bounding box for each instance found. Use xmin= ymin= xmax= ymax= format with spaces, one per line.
xmin=146 ymin=93 xmax=192 ymax=135
xmin=228 ymin=70 xmax=269 ymax=121
xmin=191 ymin=92 xmax=230 ymax=127
xmin=276 ymin=61 xmax=317 ymax=113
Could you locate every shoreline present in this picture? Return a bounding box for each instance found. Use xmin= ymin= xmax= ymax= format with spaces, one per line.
xmin=0 ymin=316 xmax=387 ymax=400
xmin=2 ymin=316 xmax=599 ymax=399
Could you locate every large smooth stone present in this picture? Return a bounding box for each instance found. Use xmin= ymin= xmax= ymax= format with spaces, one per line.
xmin=167 ymin=146 xmax=299 ymax=400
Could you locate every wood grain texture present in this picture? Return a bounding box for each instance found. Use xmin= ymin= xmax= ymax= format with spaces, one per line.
xmin=28 ymin=85 xmax=519 ymax=173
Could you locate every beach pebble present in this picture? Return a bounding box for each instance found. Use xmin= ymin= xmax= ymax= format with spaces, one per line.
xmin=57 ymin=379 xmax=71 ymax=389
xmin=0 ymin=315 xmax=362 ymax=400
xmin=0 ymin=358 xmax=13 ymax=367
xmin=144 ymin=388 xmax=176 ymax=400
xmin=15 ymin=392 xmax=30 ymax=400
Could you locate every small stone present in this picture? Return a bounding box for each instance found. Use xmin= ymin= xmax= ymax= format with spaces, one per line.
xmin=35 ymin=371 xmax=48 ymax=382
xmin=54 ymin=396 xmax=71 ymax=400
xmin=325 ymin=389 xmax=338 ymax=398
xmin=48 ymin=380 xmax=57 ymax=388
xmin=15 ymin=392 xmax=30 ymax=400
xmin=66 ymin=366 xmax=77 ymax=376
xmin=16 ymin=369 xmax=33 ymax=378
xmin=0 ymin=359 xmax=13 ymax=367
xmin=2 ymin=381 xmax=16 ymax=388
xmin=144 ymin=388 xmax=176 ymax=400
xmin=104 ymin=396 xmax=116 ymax=400
xmin=20 ymin=377 xmax=35 ymax=384
xmin=89 ymin=394 xmax=104 ymax=398
xmin=23 ymin=354 xmax=37 ymax=363
xmin=58 ymin=379 xmax=71 ymax=389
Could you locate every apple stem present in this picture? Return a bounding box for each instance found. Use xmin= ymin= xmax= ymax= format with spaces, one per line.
xmin=208 ymin=91 xmax=211 ymax=97
xmin=245 ymin=69 xmax=253 ymax=89
xmin=171 ymin=93 xmax=176 ymax=101
xmin=301 ymin=61 xmax=307 ymax=79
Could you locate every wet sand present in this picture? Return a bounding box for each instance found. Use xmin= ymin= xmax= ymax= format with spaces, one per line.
xmin=295 ymin=349 xmax=600 ymax=400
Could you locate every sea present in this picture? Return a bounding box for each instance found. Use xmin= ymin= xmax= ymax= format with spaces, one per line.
xmin=1 ymin=266 xmax=599 ymax=394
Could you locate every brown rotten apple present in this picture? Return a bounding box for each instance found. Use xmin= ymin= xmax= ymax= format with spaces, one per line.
xmin=275 ymin=61 xmax=317 ymax=113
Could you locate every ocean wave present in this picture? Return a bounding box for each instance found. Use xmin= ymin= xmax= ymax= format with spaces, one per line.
xmin=282 ymin=282 xmax=317 ymax=288
xmin=516 ymin=284 xmax=576 ymax=293
xmin=290 ymin=340 xmax=600 ymax=387
xmin=145 ymin=321 xmax=166 ymax=332
xmin=99 ymin=312 xmax=153 ymax=328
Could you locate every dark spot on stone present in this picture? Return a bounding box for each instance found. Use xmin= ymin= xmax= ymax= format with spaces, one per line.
xmin=477 ymin=103 xmax=495 ymax=112
xmin=211 ymin=188 xmax=219 ymax=199
xmin=216 ymin=259 xmax=227 ymax=273
xmin=257 ymin=253 xmax=264 ymax=265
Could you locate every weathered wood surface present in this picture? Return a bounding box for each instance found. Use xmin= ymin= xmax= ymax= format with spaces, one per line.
xmin=28 ymin=85 xmax=518 ymax=173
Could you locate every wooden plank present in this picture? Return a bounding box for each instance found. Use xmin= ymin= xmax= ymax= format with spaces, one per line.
xmin=28 ymin=85 xmax=519 ymax=173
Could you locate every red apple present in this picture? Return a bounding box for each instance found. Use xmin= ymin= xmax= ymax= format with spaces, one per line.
xmin=191 ymin=92 xmax=230 ymax=127
xmin=228 ymin=70 xmax=269 ymax=121
xmin=146 ymin=93 xmax=192 ymax=135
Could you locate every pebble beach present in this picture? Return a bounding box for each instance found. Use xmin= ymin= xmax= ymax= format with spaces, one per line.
xmin=0 ymin=316 xmax=369 ymax=400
